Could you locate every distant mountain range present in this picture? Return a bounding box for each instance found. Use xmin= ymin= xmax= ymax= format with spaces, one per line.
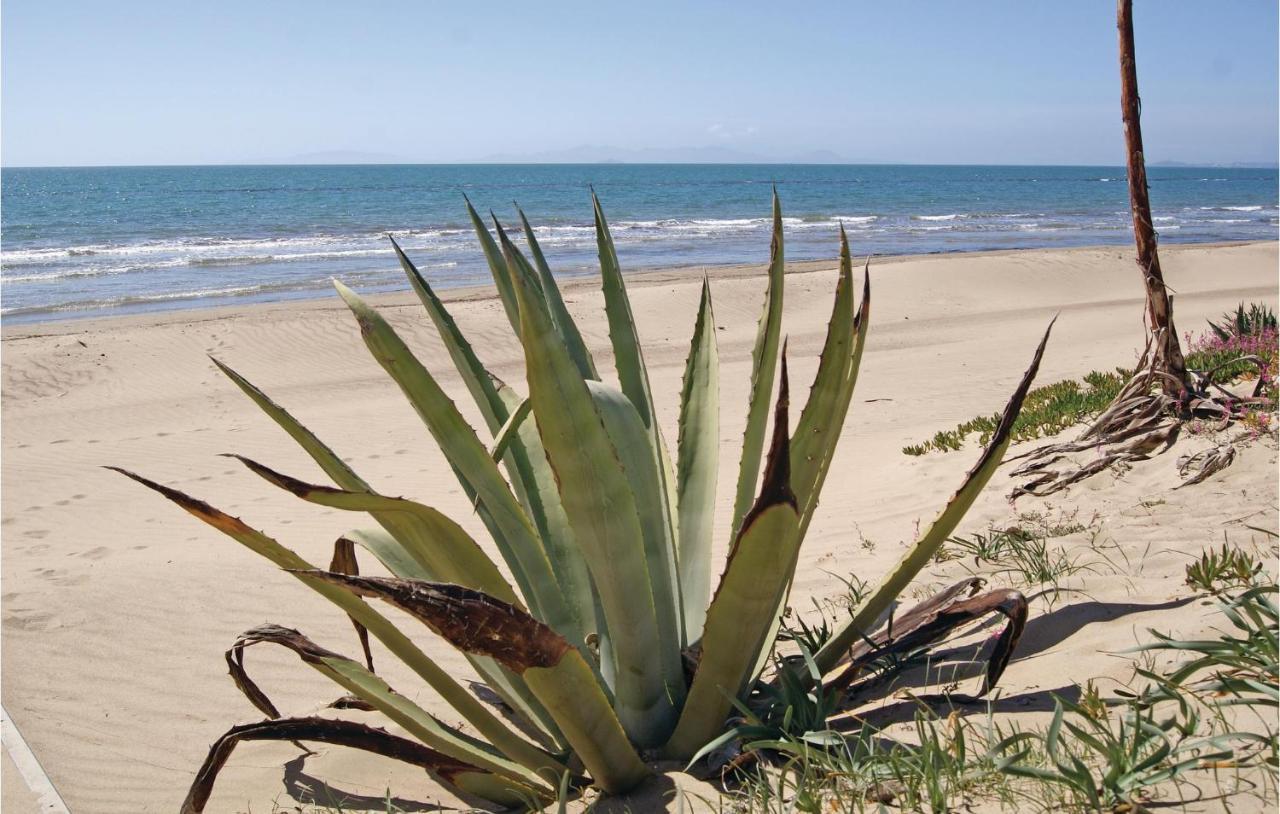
xmin=1151 ymin=160 xmax=1278 ymax=169
xmin=243 ymin=147 xmax=1276 ymax=168
xmin=472 ymin=144 xmax=858 ymax=164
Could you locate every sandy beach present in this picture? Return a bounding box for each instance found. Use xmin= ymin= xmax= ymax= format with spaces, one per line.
xmin=2 ymin=240 xmax=1277 ymax=813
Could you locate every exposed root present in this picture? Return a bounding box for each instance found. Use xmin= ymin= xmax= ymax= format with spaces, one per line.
xmin=1009 ymin=332 xmax=1271 ymax=499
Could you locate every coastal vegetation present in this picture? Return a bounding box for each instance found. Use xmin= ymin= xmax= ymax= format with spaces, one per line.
xmin=903 ymin=308 xmax=1278 ymax=457
xmin=706 ymin=525 xmax=1279 ymax=814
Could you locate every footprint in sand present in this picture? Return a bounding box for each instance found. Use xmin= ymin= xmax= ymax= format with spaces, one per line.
xmin=22 ymin=529 xmax=49 ymax=539
xmin=3 ymin=609 xmax=55 ymax=632
xmin=34 ymin=567 xmax=83 ymax=585
xmin=78 ymin=547 xmax=110 ymax=560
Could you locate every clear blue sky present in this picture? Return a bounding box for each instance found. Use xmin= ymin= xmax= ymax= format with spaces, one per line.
xmin=3 ymin=1 xmax=1276 ymax=167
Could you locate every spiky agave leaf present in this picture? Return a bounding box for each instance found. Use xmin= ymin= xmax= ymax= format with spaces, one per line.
xmin=675 ymin=276 xmax=720 ymax=644
xmin=590 ymin=193 xmax=684 ymax=636
xmin=329 ymin=537 xmax=375 ymax=672
xmin=791 ymin=232 xmax=871 ymax=537
xmin=226 ymin=453 xmax=519 ymax=603
xmin=518 ymin=205 xmax=599 ymax=381
xmin=464 ymin=194 xmax=522 ymax=334
xmin=664 ymin=355 xmax=799 ymax=760
xmin=812 ymin=317 xmax=1056 ymax=674
xmin=742 ymin=233 xmax=870 ymax=687
xmin=500 ymin=226 xmax=684 ymax=747
xmin=729 ymin=189 xmax=786 ymax=540
xmin=302 ymin=574 xmax=650 ymax=794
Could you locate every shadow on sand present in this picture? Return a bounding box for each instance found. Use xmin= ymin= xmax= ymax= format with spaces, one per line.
xmin=832 ymin=595 xmax=1198 ymax=730
xmin=280 ymin=753 xmax=448 ymax=813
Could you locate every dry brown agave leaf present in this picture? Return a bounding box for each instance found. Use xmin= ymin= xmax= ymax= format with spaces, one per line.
xmin=182 ymin=716 xmax=489 ymax=814
xmin=1177 ymin=443 xmax=1236 ymax=487
xmin=225 ymin=624 xmax=380 ymax=722
xmin=330 ymin=536 xmax=375 ymax=672
xmin=827 ymin=577 xmax=1027 ymax=700
xmin=303 ymin=575 xmax=572 ymax=672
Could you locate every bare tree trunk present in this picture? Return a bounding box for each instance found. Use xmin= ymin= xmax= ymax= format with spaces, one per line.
xmin=1118 ymin=0 xmax=1190 ymax=398
xmin=1008 ymin=3 xmax=1248 ymax=498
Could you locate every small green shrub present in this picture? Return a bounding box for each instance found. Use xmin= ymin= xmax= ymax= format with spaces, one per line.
xmin=1185 ymin=540 xmax=1265 ymax=594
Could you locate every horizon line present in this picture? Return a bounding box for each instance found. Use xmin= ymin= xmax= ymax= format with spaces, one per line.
xmin=4 ymin=159 xmax=1277 ymax=170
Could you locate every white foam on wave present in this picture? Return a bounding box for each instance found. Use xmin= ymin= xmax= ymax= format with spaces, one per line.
xmin=2 ymin=257 xmax=190 ymax=283
xmin=912 ymin=214 xmax=963 ymax=222
xmin=2 ymin=249 xmax=454 ymax=285
xmin=1200 ymin=205 xmax=1263 ymax=212
xmin=0 ymin=228 xmax=472 ymax=268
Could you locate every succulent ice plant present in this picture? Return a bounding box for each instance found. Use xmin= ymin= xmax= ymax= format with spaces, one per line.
xmin=115 ymin=193 xmax=1049 ymax=811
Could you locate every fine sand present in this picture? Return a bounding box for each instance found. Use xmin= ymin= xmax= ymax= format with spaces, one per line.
xmin=2 ymin=241 xmax=1277 ymax=813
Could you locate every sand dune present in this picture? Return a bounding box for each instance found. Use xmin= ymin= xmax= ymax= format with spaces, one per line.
xmin=2 ymin=241 xmax=1277 ymax=812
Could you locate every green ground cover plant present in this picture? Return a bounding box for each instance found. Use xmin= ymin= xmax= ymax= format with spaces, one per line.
xmin=905 ymin=303 xmax=1278 ymax=457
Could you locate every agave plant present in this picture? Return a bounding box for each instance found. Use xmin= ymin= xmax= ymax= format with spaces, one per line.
xmin=1209 ymin=302 xmax=1278 ymax=342
xmin=115 ymin=193 xmax=1050 ymax=812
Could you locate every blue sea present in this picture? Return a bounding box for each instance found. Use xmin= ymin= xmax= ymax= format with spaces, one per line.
xmin=2 ymin=164 xmax=1276 ymax=324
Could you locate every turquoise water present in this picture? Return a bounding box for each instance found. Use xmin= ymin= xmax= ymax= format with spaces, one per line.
xmin=2 ymin=163 xmax=1276 ymax=323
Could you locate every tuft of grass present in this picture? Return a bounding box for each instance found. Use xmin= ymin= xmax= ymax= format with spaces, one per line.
xmin=725 ymin=707 xmax=1028 ymax=814
xmin=941 ymin=510 xmax=1103 ymax=597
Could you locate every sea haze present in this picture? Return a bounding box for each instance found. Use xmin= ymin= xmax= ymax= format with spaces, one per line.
xmin=2 ymin=163 xmax=1276 ymax=323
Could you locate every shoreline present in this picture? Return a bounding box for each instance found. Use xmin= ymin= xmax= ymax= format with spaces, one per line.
xmin=4 ymin=238 xmax=1273 ymax=340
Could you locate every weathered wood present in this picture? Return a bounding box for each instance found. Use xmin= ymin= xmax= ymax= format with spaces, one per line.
xmin=1118 ymin=0 xmax=1190 ymax=395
